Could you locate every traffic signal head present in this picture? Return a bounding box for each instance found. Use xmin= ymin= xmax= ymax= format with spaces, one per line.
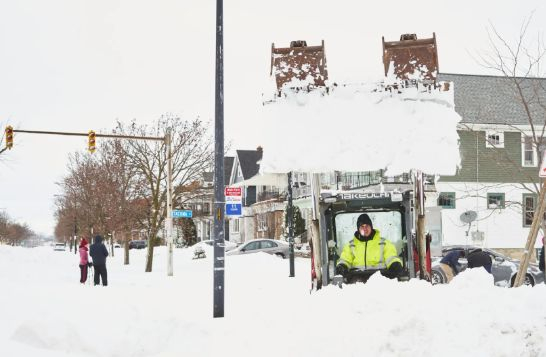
xmin=5 ymin=126 xmax=13 ymax=149
xmin=88 ymin=130 xmax=96 ymax=153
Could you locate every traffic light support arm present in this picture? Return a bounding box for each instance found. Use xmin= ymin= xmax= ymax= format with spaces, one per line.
xmin=12 ymin=129 xmax=164 ymax=141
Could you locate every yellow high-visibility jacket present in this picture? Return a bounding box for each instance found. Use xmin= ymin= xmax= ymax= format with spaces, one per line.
xmin=338 ymin=229 xmax=402 ymax=270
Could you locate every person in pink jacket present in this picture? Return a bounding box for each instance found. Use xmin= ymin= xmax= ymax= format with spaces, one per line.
xmin=79 ymin=238 xmax=90 ymax=284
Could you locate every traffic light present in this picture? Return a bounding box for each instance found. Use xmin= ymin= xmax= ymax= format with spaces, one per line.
xmin=88 ymin=130 xmax=96 ymax=153
xmin=5 ymin=126 xmax=13 ymax=149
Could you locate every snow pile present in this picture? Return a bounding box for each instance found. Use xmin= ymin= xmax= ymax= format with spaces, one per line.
xmin=255 ymin=83 xmax=461 ymax=175
xmin=1 ymin=245 xmax=545 ymax=357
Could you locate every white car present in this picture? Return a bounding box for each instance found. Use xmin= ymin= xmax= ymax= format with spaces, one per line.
xmin=53 ymin=242 xmax=66 ymax=251
xmin=227 ymin=239 xmax=290 ymax=258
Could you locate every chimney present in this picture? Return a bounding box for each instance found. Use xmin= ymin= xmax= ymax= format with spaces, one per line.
xmin=256 ymin=146 xmax=263 ymax=152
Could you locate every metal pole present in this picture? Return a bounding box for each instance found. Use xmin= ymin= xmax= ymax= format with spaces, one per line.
xmin=213 ymin=0 xmax=225 ymax=318
xmin=415 ymin=171 xmax=429 ymax=281
xmin=166 ymin=129 xmax=174 ymax=277
xmin=288 ymin=172 xmax=295 ymax=277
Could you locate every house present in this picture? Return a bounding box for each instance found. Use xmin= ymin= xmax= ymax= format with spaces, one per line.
xmin=176 ymin=157 xmax=234 ymax=243
xmin=437 ymin=73 xmax=546 ymax=259
xmin=227 ymin=147 xmax=287 ymax=243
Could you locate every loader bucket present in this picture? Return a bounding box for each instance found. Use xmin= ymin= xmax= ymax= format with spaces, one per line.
xmin=382 ymin=33 xmax=439 ymax=84
xmin=270 ymin=40 xmax=328 ymax=95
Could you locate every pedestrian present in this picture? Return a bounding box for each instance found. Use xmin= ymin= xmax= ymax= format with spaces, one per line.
xmin=467 ymin=248 xmax=493 ymax=274
xmin=335 ymin=213 xmax=403 ymax=283
xmin=89 ymin=234 xmax=109 ymax=286
xmin=79 ymin=238 xmax=89 ymax=284
xmin=438 ymin=250 xmax=465 ymax=283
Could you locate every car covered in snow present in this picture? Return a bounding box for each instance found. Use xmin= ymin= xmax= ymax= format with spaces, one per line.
xmin=431 ymin=245 xmax=544 ymax=287
xmin=226 ymin=239 xmax=289 ymax=258
xmin=191 ymin=239 xmax=238 ymax=253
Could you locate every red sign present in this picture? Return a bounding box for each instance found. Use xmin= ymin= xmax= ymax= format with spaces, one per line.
xmin=225 ymin=187 xmax=242 ymax=196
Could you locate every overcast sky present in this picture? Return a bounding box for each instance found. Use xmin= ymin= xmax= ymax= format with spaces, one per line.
xmin=1 ymin=0 xmax=545 ymax=236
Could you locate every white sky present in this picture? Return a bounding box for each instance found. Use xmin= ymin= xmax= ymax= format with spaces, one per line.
xmin=0 ymin=0 xmax=545 ymax=235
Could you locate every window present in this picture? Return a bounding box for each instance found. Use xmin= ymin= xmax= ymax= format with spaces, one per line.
xmin=487 ymin=193 xmax=505 ymax=209
xmin=261 ymin=240 xmax=277 ymax=249
xmin=438 ymin=192 xmax=456 ymax=209
xmin=231 ymin=219 xmax=240 ymax=233
xmin=244 ymin=241 xmax=260 ymax=251
xmin=523 ymin=194 xmax=536 ymax=227
xmin=485 ymin=131 xmax=504 ymax=148
xmin=523 ymin=136 xmax=535 ymax=166
xmin=257 ymin=214 xmax=267 ymax=231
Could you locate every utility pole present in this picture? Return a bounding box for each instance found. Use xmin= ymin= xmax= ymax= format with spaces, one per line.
xmin=288 ymin=172 xmax=295 ymax=277
xmin=213 ymin=0 xmax=225 ymax=318
xmin=166 ymin=129 xmax=174 ymax=276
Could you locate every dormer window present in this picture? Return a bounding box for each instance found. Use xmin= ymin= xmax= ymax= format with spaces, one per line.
xmin=485 ymin=131 xmax=504 ymax=148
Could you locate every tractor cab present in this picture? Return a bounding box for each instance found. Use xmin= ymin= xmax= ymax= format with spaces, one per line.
xmin=315 ymin=190 xmax=431 ymax=286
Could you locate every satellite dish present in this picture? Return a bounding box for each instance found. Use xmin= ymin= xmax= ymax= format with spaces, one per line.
xmin=460 ymin=211 xmax=477 ymax=224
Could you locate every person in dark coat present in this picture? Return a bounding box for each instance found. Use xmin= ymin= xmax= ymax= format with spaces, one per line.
xmin=89 ymin=235 xmax=109 ymax=286
xmin=439 ymin=250 xmax=465 ymax=283
xmin=467 ymin=248 xmax=492 ymax=274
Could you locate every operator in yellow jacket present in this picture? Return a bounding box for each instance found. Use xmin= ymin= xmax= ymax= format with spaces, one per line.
xmin=335 ymin=213 xmax=403 ymax=281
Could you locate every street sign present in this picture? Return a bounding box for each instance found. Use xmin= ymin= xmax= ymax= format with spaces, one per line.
xmin=225 ymin=203 xmax=242 ymax=216
xmin=540 ymin=152 xmax=546 ymax=177
xmin=172 ymin=210 xmax=192 ymax=218
xmin=225 ymin=187 xmax=242 ymax=196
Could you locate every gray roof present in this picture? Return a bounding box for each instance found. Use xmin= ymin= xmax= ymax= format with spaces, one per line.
xmin=439 ymin=73 xmax=546 ymax=126
xmin=201 ymin=156 xmax=234 ymax=185
xmin=224 ymin=156 xmax=234 ymax=184
xmin=236 ymin=149 xmax=262 ymax=179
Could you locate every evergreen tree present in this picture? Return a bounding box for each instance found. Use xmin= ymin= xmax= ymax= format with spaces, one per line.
xmin=179 ymin=218 xmax=197 ymax=246
xmin=283 ymin=204 xmax=306 ymax=238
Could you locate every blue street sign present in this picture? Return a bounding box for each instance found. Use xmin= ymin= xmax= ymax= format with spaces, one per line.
xmin=172 ymin=210 xmax=193 ymax=218
xmin=225 ymin=203 xmax=242 ymax=216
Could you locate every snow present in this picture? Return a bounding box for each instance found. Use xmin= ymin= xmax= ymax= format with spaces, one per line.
xmin=2 ymin=245 xmax=545 ymax=357
xmin=248 ymin=82 xmax=461 ymax=176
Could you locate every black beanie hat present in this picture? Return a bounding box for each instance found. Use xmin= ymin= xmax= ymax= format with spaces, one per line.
xmin=356 ymin=214 xmax=373 ymax=229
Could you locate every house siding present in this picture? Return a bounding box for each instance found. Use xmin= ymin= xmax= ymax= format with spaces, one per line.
xmin=439 ymin=130 xmax=540 ymax=184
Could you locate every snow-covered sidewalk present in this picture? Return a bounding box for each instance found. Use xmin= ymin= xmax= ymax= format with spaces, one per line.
xmin=1 ymin=245 xmax=545 ymax=357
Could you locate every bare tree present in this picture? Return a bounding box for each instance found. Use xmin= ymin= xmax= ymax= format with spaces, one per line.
xmin=115 ymin=115 xmax=213 ymax=272
xmin=457 ymin=16 xmax=546 ymax=230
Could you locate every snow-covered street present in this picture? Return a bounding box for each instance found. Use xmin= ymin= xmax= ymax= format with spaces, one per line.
xmin=1 ymin=245 xmax=545 ymax=357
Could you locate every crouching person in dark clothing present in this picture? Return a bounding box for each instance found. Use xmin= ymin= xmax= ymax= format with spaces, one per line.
xmin=439 ymin=250 xmax=465 ymax=283
xmin=90 ymin=235 xmax=109 ymax=286
xmin=467 ymin=248 xmax=492 ymax=274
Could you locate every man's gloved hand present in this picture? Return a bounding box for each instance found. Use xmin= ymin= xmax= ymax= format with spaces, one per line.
xmin=335 ymin=264 xmax=348 ymax=276
xmin=383 ymin=261 xmax=403 ymax=279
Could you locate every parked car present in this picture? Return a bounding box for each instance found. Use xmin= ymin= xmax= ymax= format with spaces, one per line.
xmin=53 ymin=242 xmax=66 ymax=251
xmin=129 ymin=240 xmax=147 ymax=249
xmin=191 ymin=239 xmax=238 ymax=252
xmin=431 ymin=245 xmax=544 ymax=287
xmin=227 ymin=239 xmax=289 ymax=258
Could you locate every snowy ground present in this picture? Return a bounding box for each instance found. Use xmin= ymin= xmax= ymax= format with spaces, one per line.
xmin=1 ymin=245 xmax=545 ymax=357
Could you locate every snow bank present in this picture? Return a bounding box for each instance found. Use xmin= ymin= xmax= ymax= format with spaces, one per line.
xmin=251 ymin=83 xmax=461 ymax=175
xmin=1 ymin=245 xmax=545 ymax=357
